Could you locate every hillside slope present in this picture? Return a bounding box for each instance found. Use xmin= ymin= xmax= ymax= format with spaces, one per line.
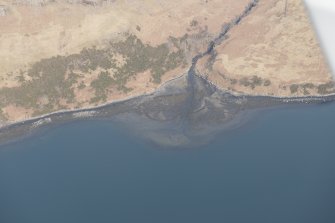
xmin=196 ymin=0 xmax=333 ymax=96
xmin=0 ymin=0 xmax=332 ymax=125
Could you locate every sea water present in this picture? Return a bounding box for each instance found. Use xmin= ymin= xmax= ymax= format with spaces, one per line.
xmin=0 ymin=103 xmax=335 ymax=223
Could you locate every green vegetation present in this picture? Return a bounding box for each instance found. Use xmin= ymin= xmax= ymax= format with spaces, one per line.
xmin=302 ymin=83 xmax=315 ymax=95
xmin=318 ymin=82 xmax=335 ymax=95
xmin=0 ymin=33 xmax=186 ymax=114
xmin=74 ymin=47 xmax=115 ymax=72
xmin=264 ymin=80 xmax=271 ymax=86
xmin=290 ymin=84 xmax=299 ymax=94
xmin=230 ymin=79 xmax=238 ymax=85
xmin=78 ymin=81 xmax=86 ymax=90
xmin=239 ymin=75 xmax=270 ymax=89
xmin=16 ymin=72 xmax=25 ymax=83
xmin=90 ymin=71 xmax=115 ymax=103
xmin=0 ymin=45 xmax=116 ymax=113
xmin=289 ymin=82 xmax=335 ymax=95
xmin=0 ymin=109 xmax=7 ymax=121
xmin=111 ymin=34 xmax=185 ymax=83
xmin=190 ymin=20 xmax=198 ymax=27
xmin=0 ymin=55 xmax=76 ymax=115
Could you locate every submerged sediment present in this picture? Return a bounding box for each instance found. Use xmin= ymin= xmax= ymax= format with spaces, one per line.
xmin=0 ymin=0 xmax=334 ymax=147
xmin=1 ymin=73 xmax=334 ymax=147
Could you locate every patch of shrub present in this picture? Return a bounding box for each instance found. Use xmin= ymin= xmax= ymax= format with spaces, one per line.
xmin=290 ymin=84 xmax=299 ymax=93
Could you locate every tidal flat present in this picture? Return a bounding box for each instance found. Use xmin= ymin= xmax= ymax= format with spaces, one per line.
xmin=1 ymin=72 xmax=334 ymax=148
xmin=1 ymin=78 xmax=335 ymax=223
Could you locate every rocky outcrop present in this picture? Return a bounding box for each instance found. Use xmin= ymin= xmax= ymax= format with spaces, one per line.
xmin=0 ymin=5 xmax=8 ymax=16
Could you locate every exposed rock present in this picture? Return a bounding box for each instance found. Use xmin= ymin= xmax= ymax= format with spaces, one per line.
xmin=0 ymin=5 xmax=8 ymax=16
xmin=14 ymin=0 xmax=54 ymax=6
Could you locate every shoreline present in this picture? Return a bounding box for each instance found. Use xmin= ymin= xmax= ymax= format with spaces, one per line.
xmin=1 ymin=72 xmax=335 ymax=133
xmin=0 ymin=73 xmax=187 ymax=132
xmin=1 ymin=0 xmax=334 ymax=146
xmin=1 ymin=72 xmax=335 ymax=147
xmin=194 ymin=72 xmax=335 ymax=100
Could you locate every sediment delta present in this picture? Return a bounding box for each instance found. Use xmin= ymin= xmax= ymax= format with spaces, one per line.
xmin=1 ymin=72 xmax=334 ymax=147
xmin=0 ymin=0 xmax=334 ymax=146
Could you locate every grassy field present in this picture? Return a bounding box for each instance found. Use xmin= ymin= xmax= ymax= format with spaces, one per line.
xmin=0 ymin=34 xmax=186 ymax=116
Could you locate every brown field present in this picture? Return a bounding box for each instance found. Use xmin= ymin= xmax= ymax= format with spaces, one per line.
xmin=0 ymin=0 xmax=333 ymax=125
xmin=196 ymin=0 xmax=333 ymax=96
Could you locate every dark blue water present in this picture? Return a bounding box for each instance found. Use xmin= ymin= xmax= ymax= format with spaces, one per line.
xmin=1 ymin=103 xmax=335 ymax=223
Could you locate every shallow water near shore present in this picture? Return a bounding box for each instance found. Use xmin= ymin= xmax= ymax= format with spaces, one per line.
xmin=1 ymin=102 xmax=335 ymax=223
